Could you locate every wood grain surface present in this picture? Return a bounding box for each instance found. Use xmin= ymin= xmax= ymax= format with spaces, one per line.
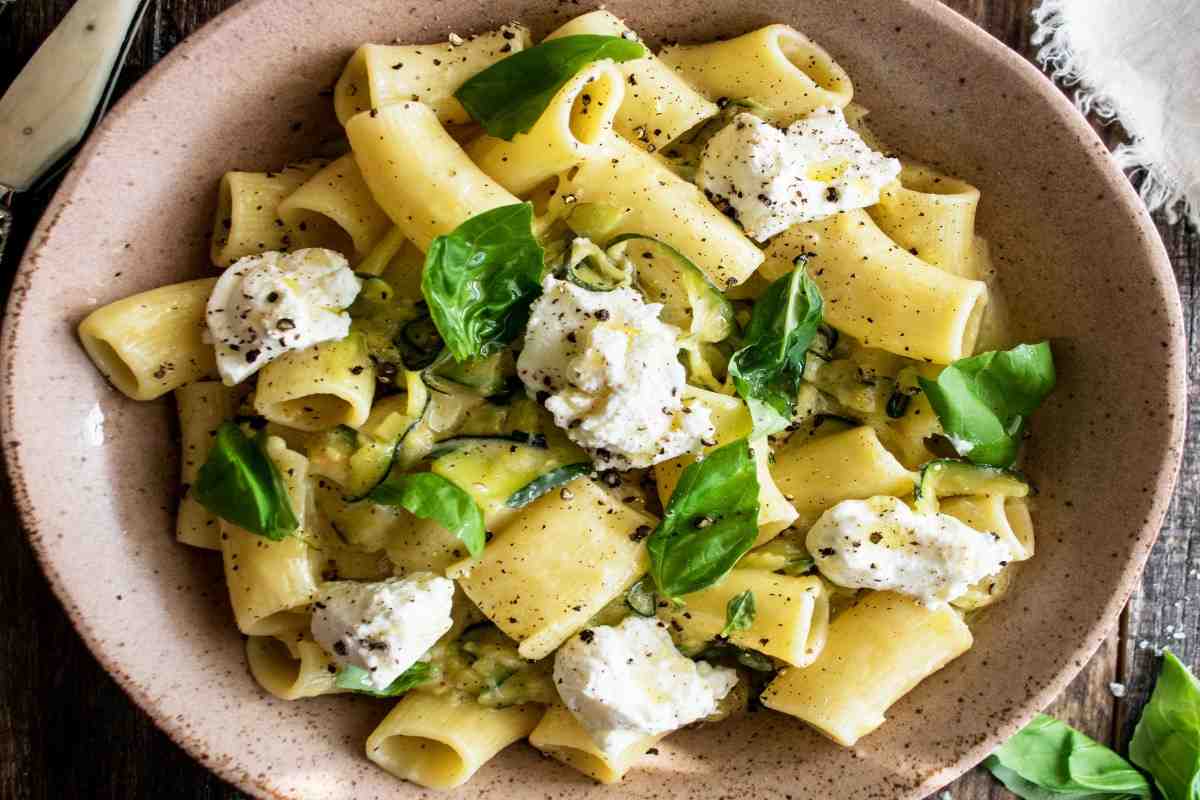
xmin=0 ymin=1 xmax=1195 ymax=798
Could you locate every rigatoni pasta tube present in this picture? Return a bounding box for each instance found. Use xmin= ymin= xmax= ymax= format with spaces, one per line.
xmin=78 ymin=278 xmax=218 ymax=401
xmin=942 ymin=494 xmax=1035 ymax=562
xmin=245 ymin=634 xmax=344 ymax=700
xmin=654 ymin=388 xmax=796 ymax=545
xmin=545 ymin=10 xmax=718 ymax=150
xmin=346 ymin=102 xmax=520 ymax=251
xmin=175 ymin=380 xmax=237 ymax=549
xmin=365 ymin=692 xmax=542 ymax=790
xmin=467 ymin=60 xmax=625 ymax=196
xmin=452 ymin=478 xmax=654 ymax=660
xmin=662 ymin=570 xmax=829 ymax=667
xmin=210 ymin=161 xmax=348 ymax=267
xmin=276 ymin=153 xmax=392 ymax=262
xmin=660 ymin=24 xmax=853 ymax=125
xmin=550 ymin=134 xmax=763 ymax=288
xmin=771 ymin=426 xmax=917 ymax=530
xmin=762 ymin=208 xmax=988 ymax=363
xmin=220 ymin=437 xmax=319 ymax=635
xmin=334 ymin=25 xmax=531 ymax=125
xmin=761 ymin=591 xmax=972 ymax=746
xmin=253 ymin=334 xmax=375 ymax=432
xmin=529 ymin=705 xmax=665 ymax=784
xmin=868 ymin=163 xmax=981 ymax=278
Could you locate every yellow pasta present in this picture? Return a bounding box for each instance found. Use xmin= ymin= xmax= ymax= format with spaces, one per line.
xmin=334 ymin=25 xmax=531 ymax=125
xmin=467 ymin=60 xmax=625 ymax=196
xmin=761 ymin=591 xmax=973 ymax=746
xmin=346 ymin=102 xmax=520 ymax=251
xmin=529 ymin=705 xmax=666 ymax=784
xmin=276 ymin=153 xmax=392 ymax=262
xmin=253 ymin=334 xmax=375 ymax=431
xmin=660 ymin=24 xmax=853 ymax=125
xmin=771 ymin=426 xmax=918 ymax=530
xmin=868 ymin=163 xmax=981 ymax=278
xmin=366 ymin=692 xmax=542 ymax=789
xmin=174 ymin=380 xmax=238 ymax=549
xmin=762 ymin=208 xmax=988 ymax=363
xmin=78 ymin=278 xmax=218 ymax=401
xmin=549 ymin=134 xmax=763 ymax=288
xmin=544 ymin=10 xmax=718 ymax=149
xmin=245 ymin=633 xmax=344 ymax=700
xmin=452 ymin=478 xmax=654 ymax=660
xmin=942 ymin=494 xmax=1035 ymax=562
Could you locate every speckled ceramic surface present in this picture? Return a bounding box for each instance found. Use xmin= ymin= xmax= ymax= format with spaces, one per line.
xmin=0 ymin=0 xmax=1186 ymax=798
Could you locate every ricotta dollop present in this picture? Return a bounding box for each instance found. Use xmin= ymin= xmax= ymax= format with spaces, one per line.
xmin=553 ymin=616 xmax=738 ymax=756
xmin=696 ymin=109 xmax=900 ymax=241
xmin=517 ymin=276 xmax=714 ymax=470
xmin=807 ymin=496 xmax=1011 ymax=606
xmin=311 ymin=573 xmax=454 ymax=691
xmin=205 ymin=247 xmax=361 ymax=385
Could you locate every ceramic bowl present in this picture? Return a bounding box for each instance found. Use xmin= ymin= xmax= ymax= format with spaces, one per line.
xmin=0 ymin=0 xmax=1186 ymax=797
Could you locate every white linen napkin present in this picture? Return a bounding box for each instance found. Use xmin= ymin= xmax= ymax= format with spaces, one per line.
xmin=1032 ymin=0 xmax=1200 ymax=227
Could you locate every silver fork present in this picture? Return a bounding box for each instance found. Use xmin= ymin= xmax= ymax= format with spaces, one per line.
xmin=0 ymin=0 xmax=152 ymax=266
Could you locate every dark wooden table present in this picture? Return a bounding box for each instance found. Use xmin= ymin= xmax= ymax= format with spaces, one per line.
xmin=1 ymin=1 xmax=1195 ymax=798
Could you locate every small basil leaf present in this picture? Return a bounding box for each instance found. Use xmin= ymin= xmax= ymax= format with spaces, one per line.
xmin=728 ymin=261 xmax=824 ymax=436
xmin=983 ymin=713 xmax=1151 ymax=800
xmin=920 ymin=341 xmax=1055 ymax=468
xmin=455 ymin=35 xmax=646 ymax=140
xmin=370 ymin=472 xmax=486 ymax=557
xmin=505 ymin=462 xmax=592 ymax=509
xmin=646 ymin=438 xmax=760 ymax=599
xmin=625 ymin=577 xmax=658 ymax=617
xmin=721 ymin=590 xmax=756 ymax=637
xmin=422 ymin=203 xmax=544 ymax=362
xmin=1130 ymin=649 xmax=1200 ymax=800
xmin=194 ymin=422 xmax=298 ymax=541
xmin=335 ymin=661 xmax=432 ymax=697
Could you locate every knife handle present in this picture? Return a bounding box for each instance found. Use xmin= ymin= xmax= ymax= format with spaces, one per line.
xmin=0 ymin=0 xmax=147 ymax=192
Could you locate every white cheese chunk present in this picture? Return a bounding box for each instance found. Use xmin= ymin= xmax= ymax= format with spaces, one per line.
xmin=807 ymin=496 xmax=1012 ymax=607
xmin=553 ymin=616 xmax=738 ymax=756
xmin=205 ymin=247 xmax=361 ymax=385
xmin=311 ymin=573 xmax=454 ymax=691
xmin=517 ymin=276 xmax=714 ymax=470
xmin=696 ymin=109 xmax=900 ymax=241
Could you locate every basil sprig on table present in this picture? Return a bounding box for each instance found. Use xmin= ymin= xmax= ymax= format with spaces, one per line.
xmin=193 ymin=422 xmax=298 ymax=541
xmin=985 ymin=650 xmax=1200 ymax=800
xmin=728 ymin=262 xmax=824 ymax=436
xmin=720 ymin=590 xmax=756 ymax=638
xmin=920 ymin=341 xmax=1056 ymax=468
xmin=335 ymin=662 xmax=432 ymax=698
xmin=454 ymin=35 xmax=646 ymax=140
xmin=1130 ymin=650 xmax=1200 ymax=800
xmin=369 ymin=472 xmax=485 ymax=557
xmin=984 ymin=714 xmax=1151 ymax=799
xmin=646 ymin=438 xmax=760 ymax=599
xmin=422 ymin=203 xmax=544 ymax=363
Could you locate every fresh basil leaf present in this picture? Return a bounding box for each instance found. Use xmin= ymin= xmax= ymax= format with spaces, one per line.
xmin=454 ymin=35 xmax=646 ymax=140
xmin=194 ymin=422 xmax=298 ymax=541
xmin=1130 ymin=649 xmax=1200 ymax=800
xmin=646 ymin=438 xmax=760 ymax=598
xmin=505 ymin=462 xmax=592 ymax=509
xmin=920 ymin=341 xmax=1055 ymax=468
xmin=721 ymin=590 xmax=756 ymax=637
xmin=422 ymin=203 xmax=544 ymax=362
xmin=335 ymin=661 xmax=432 ymax=697
xmin=370 ymin=472 xmax=486 ymax=557
xmin=625 ymin=577 xmax=658 ymax=617
xmin=983 ymin=713 xmax=1151 ymax=800
xmin=728 ymin=261 xmax=824 ymax=436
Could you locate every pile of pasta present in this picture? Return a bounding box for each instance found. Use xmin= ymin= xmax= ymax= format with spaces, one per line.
xmin=76 ymin=9 xmax=1044 ymax=790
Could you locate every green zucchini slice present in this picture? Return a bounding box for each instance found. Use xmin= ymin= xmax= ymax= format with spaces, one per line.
xmin=563 ymin=237 xmax=635 ymax=292
xmin=505 ymin=462 xmax=592 ymax=509
xmin=914 ymin=458 xmax=1031 ymax=514
xmin=423 ymin=348 xmax=515 ymax=397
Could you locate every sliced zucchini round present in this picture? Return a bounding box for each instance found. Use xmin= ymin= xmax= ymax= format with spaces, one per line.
xmin=914 ymin=458 xmax=1031 ymax=514
xmin=423 ymin=348 xmax=514 ymax=397
xmin=609 ymin=234 xmax=735 ymax=344
xmin=505 ymin=462 xmax=592 ymax=509
xmin=564 ymin=237 xmax=635 ymax=292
